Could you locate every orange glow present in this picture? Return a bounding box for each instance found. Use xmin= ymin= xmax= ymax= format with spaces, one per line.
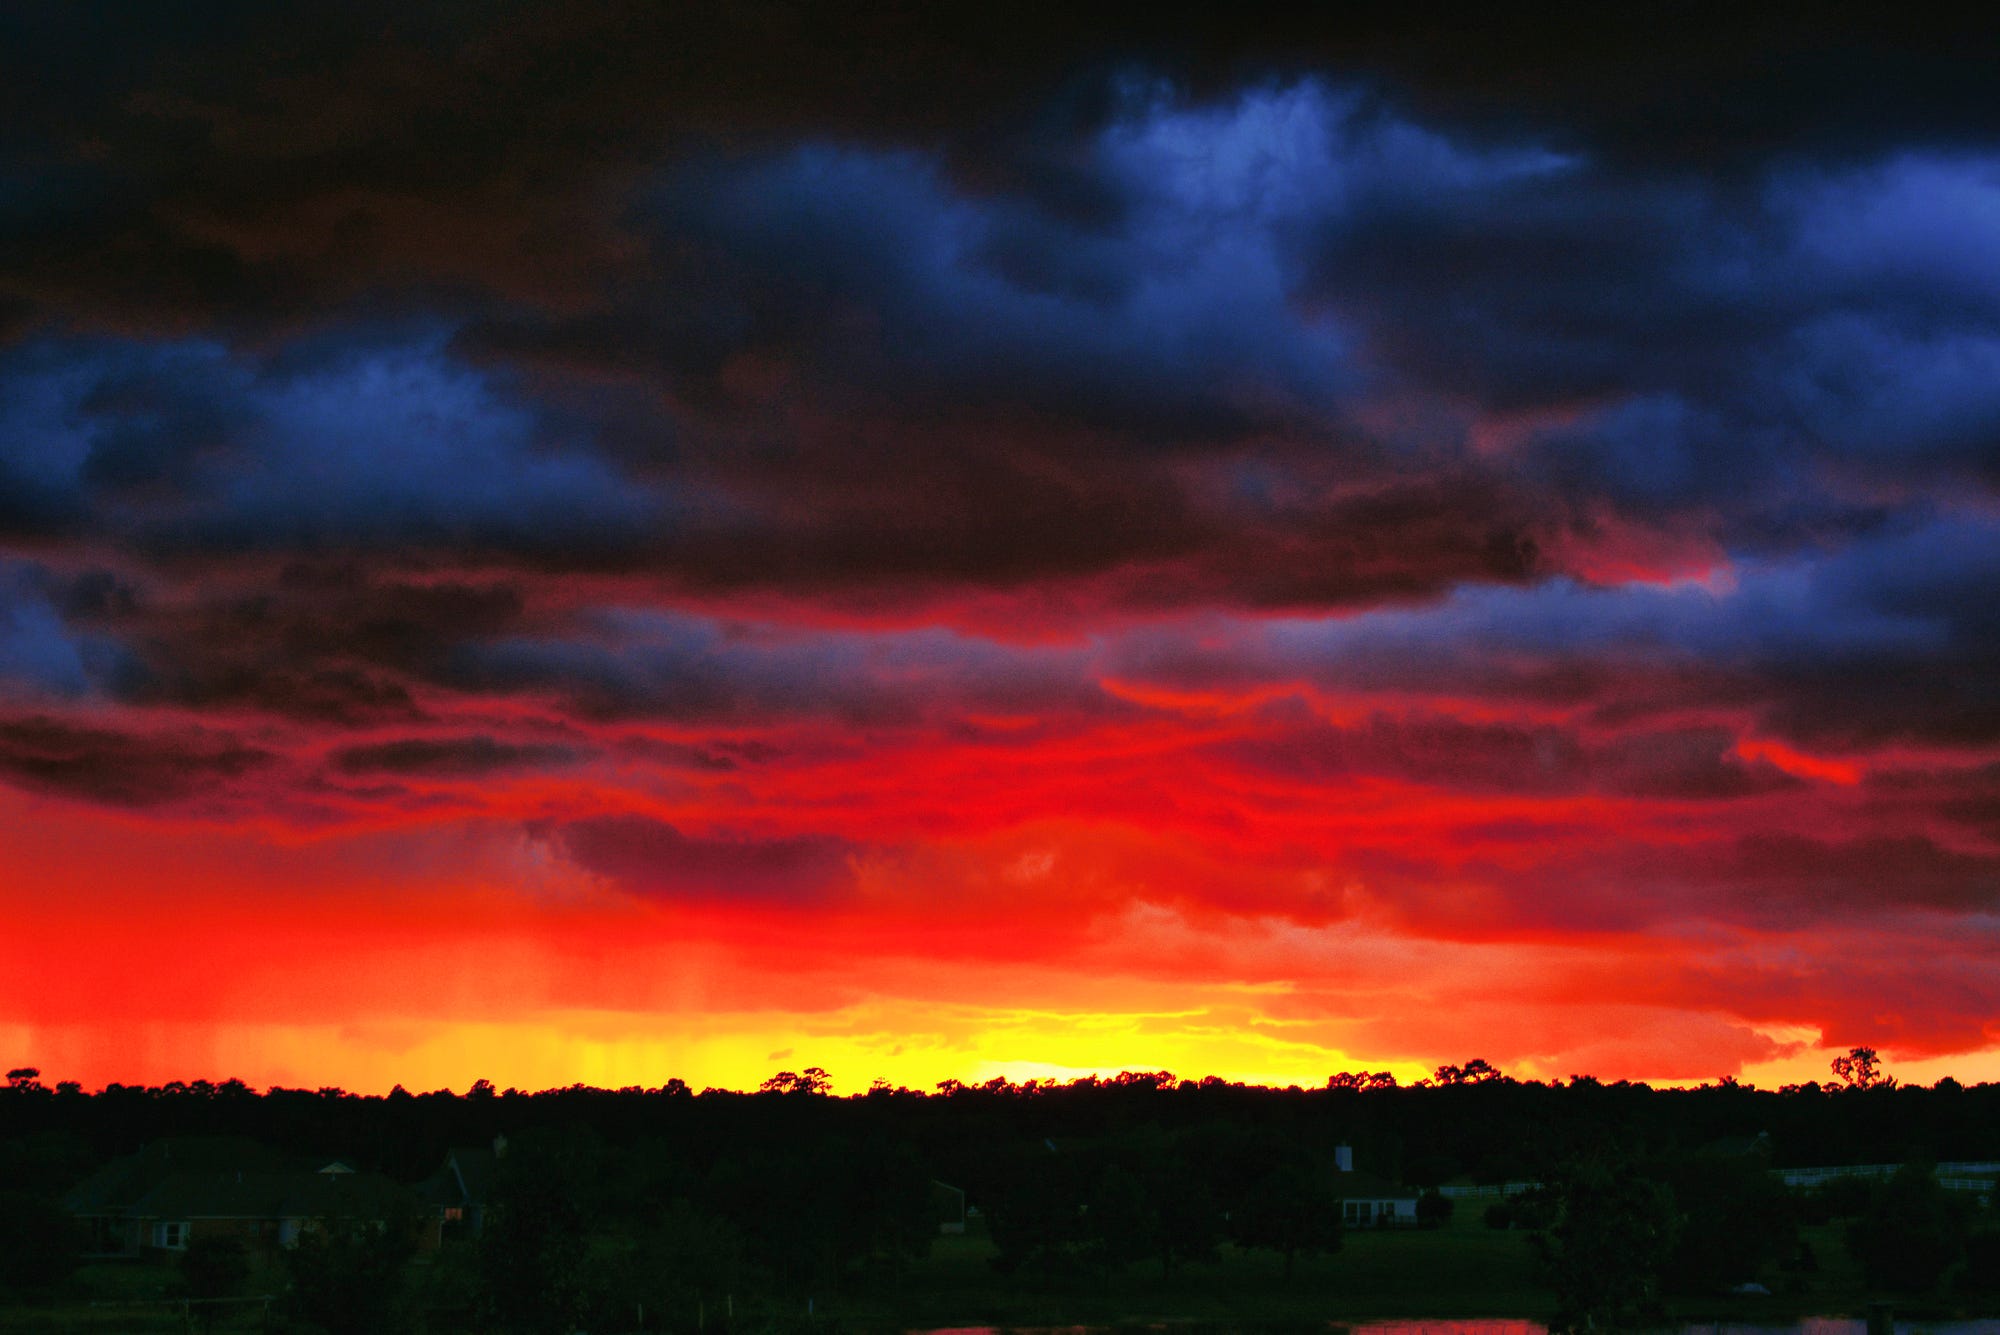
xmin=7 ymin=754 xmax=1998 ymax=1094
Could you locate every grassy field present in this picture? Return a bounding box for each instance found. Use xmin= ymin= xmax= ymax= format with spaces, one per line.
xmin=826 ymin=1213 xmax=1992 ymax=1331
xmin=1 ymin=1221 xmax=1542 ymax=1333
xmin=5 ymin=1214 xmax=1988 ymax=1332
xmin=0 ymin=1258 xmax=282 ymax=1332
xmin=837 ymin=1214 xmax=1553 ymax=1330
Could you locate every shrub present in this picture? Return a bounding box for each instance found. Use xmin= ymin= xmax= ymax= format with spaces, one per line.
xmin=1959 ymin=1229 xmax=2000 ymax=1293
xmin=0 ymin=1192 xmax=82 ymax=1299
xmin=1416 ymin=1190 xmax=1455 ymax=1229
xmin=180 ymin=1237 xmax=250 ymax=1334
xmin=286 ymin=1220 xmax=417 ymax=1335
xmin=1816 ymin=1175 xmax=1880 ymax=1220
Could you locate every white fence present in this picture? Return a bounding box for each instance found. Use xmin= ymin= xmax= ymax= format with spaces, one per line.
xmin=1436 ymin=1182 xmax=1541 ymax=1199
xmin=1776 ymin=1163 xmax=1900 ymax=1186
xmin=1435 ymin=1162 xmax=1998 ymax=1200
xmin=1777 ymin=1161 xmax=1999 ymax=1191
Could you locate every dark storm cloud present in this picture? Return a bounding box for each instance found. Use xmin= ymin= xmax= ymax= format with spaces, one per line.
xmin=1112 ymin=507 xmax=2000 ymax=748
xmin=1336 ymin=827 xmax=2000 ymax=939
xmin=441 ymin=87 xmax=1576 ymax=607
xmin=1662 ymin=944 xmax=2000 ymax=1060
xmin=1321 ymin=150 xmax=2000 ymax=501
xmin=0 ymin=2 xmax=1993 ymax=967
xmin=1216 ymin=712 xmax=1798 ymax=802
xmin=8 ymin=6 xmax=2000 ymax=339
xmin=6 ymin=14 xmax=1999 ymax=617
xmin=329 ymin=735 xmax=583 ymax=777
xmin=555 ymin=812 xmax=856 ymax=903
xmin=1864 ymin=762 xmax=2000 ymax=843
xmin=447 ymin=610 xmax=1115 ymax=726
xmin=10 ymin=3 xmax=2000 ymax=1091
xmin=85 ymin=566 xmax=529 ymax=724
xmin=1627 ymin=831 xmax=2000 ymax=930
xmin=479 ymin=83 xmax=2000 ymax=602
xmin=0 ymin=715 xmax=270 ymax=808
xmin=4 ymin=7 xmax=1993 ymax=464
xmin=632 ymin=134 xmax=1361 ymax=436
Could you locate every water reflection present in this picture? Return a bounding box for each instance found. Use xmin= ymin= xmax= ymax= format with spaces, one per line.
xmin=1345 ymin=1323 xmax=1544 ymax=1335
xmin=1667 ymin=1324 xmax=2000 ymax=1335
xmin=1347 ymin=1323 xmax=2000 ymax=1335
xmin=919 ymin=1322 xmax=2000 ymax=1335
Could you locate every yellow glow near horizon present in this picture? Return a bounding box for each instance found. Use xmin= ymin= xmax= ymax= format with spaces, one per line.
xmin=11 ymin=1005 xmax=1998 ymax=1097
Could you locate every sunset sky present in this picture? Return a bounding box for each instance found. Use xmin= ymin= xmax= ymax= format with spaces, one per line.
xmin=3 ymin=6 xmax=1999 ymax=1094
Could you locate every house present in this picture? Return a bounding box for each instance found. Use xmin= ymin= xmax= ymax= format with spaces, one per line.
xmin=416 ymin=1136 xmax=506 ymax=1241
xmin=1332 ymin=1144 xmax=1421 ymax=1228
xmin=929 ymin=1179 xmax=967 ymax=1235
xmin=62 ymin=1136 xmax=432 ymax=1257
xmin=64 ymin=1136 xmax=285 ymax=1257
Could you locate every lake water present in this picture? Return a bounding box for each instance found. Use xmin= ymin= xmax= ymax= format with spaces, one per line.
xmin=919 ymin=1323 xmax=2000 ymax=1335
xmin=1347 ymin=1323 xmax=2000 ymax=1335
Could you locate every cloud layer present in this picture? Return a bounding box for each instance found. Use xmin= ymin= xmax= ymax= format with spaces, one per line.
xmin=3 ymin=8 xmax=1999 ymax=1090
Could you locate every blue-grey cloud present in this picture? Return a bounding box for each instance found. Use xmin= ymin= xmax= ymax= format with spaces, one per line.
xmin=448 ymin=609 xmax=1113 ymax=726
xmin=0 ymin=562 xmax=130 ymax=700
xmin=0 ymin=330 xmax=656 ymax=553
xmin=1112 ymin=509 xmax=2000 ymax=747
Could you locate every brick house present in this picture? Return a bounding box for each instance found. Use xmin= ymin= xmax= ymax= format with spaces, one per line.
xmin=63 ymin=1136 xmax=434 ymax=1257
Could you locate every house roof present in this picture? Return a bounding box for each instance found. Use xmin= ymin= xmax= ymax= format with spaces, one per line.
xmin=65 ymin=1138 xmax=414 ymax=1224
xmin=450 ymin=1147 xmax=500 ymax=1203
xmin=63 ymin=1136 xmax=290 ymax=1214
xmin=417 ymin=1147 xmax=501 ymax=1209
xmin=129 ymin=1169 xmax=415 ymax=1222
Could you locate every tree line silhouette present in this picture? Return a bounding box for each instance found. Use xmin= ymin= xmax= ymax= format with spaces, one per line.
xmin=2 ymin=1058 xmax=1997 ymax=1329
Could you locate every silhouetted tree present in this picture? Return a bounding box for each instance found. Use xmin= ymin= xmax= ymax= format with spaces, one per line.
xmin=1845 ymin=1162 xmax=1968 ymax=1293
xmin=759 ymin=1067 xmax=833 ymax=1096
xmin=1830 ymin=1047 xmax=1891 ymax=1089
xmin=1660 ymin=1153 xmax=1796 ymax=1293
xmin=1233 ymin=1165 xmax=1342 ymax=1280
xmin=707 ymin=1132 xmax=921 ymax=1292
xmin=1533 ymin=1150 xmax=1678 ymax=1333
xmin=1433 ymin=1058 xmax=1505 ymax=1086
xmin=1079 ymin=1161 xmax=1152 ymax=1284
xmin=481 ymin=1147 xmax=589 ymax=1335
xmin=16 ymin=1056 xmax=2000 ymax=1325
xmin=985 ymin=1149 xmax=1086 ymax=1281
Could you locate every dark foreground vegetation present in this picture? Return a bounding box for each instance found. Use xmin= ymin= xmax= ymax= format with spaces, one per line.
xmin=2 ymin=1055 xmax=1997 ymax=1332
